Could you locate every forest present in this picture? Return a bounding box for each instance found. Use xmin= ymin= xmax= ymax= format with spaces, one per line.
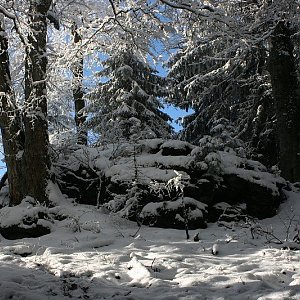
xmin=0 ymin=1 xmax=300 ymax=299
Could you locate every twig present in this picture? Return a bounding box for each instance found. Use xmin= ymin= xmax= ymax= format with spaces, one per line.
xmin=130 ymin=225 xmax=142 ymax=238
xmin=151 ymin=257 xmax=156 ymax=270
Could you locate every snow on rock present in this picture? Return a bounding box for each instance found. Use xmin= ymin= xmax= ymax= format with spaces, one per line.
xmin=138 ymin=154 xmax=194 ymax=170
xmin=140 ymin=197 xmax=207 ymax=229
xmin=139 ymin=138 xmax=164 ymax=153
xmin=218 ymin=150 xmax=285 ymax=195
xmin=211 ymin=243 xmax=219 ymax=255
xmin=0 ymin=198 xmax=53 ymax=239
xmin=47 ymin=181 xmax=67 ymax=206
xmin=160 ymin=140 xmax=195 ymax=156
xmin=55 ymin=139 xmax=288 ymax=228
xmin=3 ymin=243 xmax=35 ymax=257
xmin=202 ymin=150 xmax=287 ymax=219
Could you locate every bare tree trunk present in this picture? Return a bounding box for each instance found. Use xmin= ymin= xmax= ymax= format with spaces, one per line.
xmin=0 ymin=16 xmax=26 ymax=205
xmin=269 ymin=21 xmax=300 ymax=182
xmin=71 ymin=23 xmax=87 ymax=145
xmin=23 ymin=0 xmax=52 ymax=204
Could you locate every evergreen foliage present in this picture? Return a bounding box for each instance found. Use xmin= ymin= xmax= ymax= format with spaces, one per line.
xmin=87 ymin=47 xmax=173 ymax=143
xmin=166 ymin=1 xmax=281 ymax=167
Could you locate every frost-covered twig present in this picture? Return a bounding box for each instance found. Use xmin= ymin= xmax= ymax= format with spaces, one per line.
xmin=251 ymin=224 xmax=283 ymax=245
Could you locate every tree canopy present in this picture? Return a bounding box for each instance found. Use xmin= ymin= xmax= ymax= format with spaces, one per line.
xmin=0 ymin=0 xmax=299 ymax=207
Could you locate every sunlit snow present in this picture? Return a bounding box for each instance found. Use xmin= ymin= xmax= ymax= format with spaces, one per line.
xmin=0 ymin=187 xmax=300 ymax=299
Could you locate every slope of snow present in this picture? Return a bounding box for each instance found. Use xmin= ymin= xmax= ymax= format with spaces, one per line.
xmin=0 ymin=189 xmax=300 ymax=299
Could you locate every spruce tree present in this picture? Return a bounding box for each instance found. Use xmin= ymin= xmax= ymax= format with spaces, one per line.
xmin=166 ymin=2 xmax=279 ymax=167
xmin=87 ymin=46 xmax=172 ymax=143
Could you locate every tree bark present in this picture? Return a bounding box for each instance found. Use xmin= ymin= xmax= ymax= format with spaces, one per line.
xmin=269 ymin=21 xmax=300 ymax=182
xmin=23 ymin=0 xmax=52 ymax=204
xmin=0 ymin=16 xmax=27 ymax=205
xmin=71 ymin=23 xmax=87 ymax=145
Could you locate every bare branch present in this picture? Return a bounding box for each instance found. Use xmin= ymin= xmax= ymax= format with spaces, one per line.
xmin=0 ymin=5 xmax=15 ymax=20
xmin=160 ymin=0 xmax=214 ymax=14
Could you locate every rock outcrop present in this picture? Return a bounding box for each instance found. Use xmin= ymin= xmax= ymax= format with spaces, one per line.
xmin=56 ymin=139 xmax=287 ymax=230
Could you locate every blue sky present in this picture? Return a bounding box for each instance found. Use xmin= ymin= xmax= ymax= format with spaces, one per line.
xmin=154 ymin=57 xmax=192 ymax=132
xmin=0 ymin=149 xmax=5 ymax=177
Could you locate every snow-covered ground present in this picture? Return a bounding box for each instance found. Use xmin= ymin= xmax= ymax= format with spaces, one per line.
xmin=1 ymin=189 xmax=300 ymax=299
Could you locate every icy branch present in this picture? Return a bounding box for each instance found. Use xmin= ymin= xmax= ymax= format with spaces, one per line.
xmin=0 ymin=5 xmax=16 ymax=20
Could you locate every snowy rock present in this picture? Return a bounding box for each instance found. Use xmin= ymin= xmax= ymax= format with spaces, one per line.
xmin=160 ymin=140 xmax=194 ymax=156
xmin=55 ymin=139 xmax=287 ymax=228
xmin=222 ymin=174 xmax=282 ymax=219
xmin=139 ymin=197 xmax=207 ymax=229
xmin=4 ymin=244 xmax=35 ymax=257
xmin=0 ymin=224 xmax=51 ymax=240
xmin=57 ymin=164 xmax=104 ymax=206
xmin=208 ymin=202 xmax=232 ymax=222
xmin=212 ymin=243 xmax=219 ymax=255
xmin=183 ymin=178 xmax=215 ymax=204
xmin=214 ymin=203 xmax=248 ymax=226
xmin=206 ymin=150 xmax=286 ymax=219
xmin=139 ymin=138 xmax=164 ymax=154
xmin=0 ymin=201 xmax=52 ymax=240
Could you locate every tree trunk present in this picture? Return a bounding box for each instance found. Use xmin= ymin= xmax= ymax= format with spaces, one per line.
xmin=0 ymin=16 xmax=26 ymax=205
xmin=23 ymin=0 xmax=52 ymax=204
xmin=269 ymin=21 xmax=300 ymax=182
xmin=71 ymin=23 xmax=87 ymax=145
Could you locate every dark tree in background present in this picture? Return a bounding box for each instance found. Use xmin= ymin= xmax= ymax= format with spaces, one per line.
xmin=165 ymin=0 xmax=300 ymax=181
xmin=269 ymin=21 xmax=300 ymax=182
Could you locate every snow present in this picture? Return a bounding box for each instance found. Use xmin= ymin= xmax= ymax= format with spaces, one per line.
xmin=0 ymin=197 xmax=49 ymax=228
xmin=60 ymin=141 xmax=282 ymax=193
xmin=217 ymin=151 xmax=285 ymax=195
xmin=160 ymin=140 xmax=194 ymax=150
xmin=0 ymin=188 xmax=300 ymax=299
xmin=140 ymin=196 xmax=206 ymax=220
xmin=102 ymin=148 xmax=193 ymax=183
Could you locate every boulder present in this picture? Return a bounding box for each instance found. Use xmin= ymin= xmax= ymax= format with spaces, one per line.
xmin=208 ymin=202 xmax=248 ymax=225
xmin=139 ymin=197 xmax=207 ymax=229
xmin=0 ymin=224 xmax=51 ymax=240
xmin=160 ymin=140 xmax=194 ymax=156
xmin=57 ymin=164 xmax=104 ymax=206
xmin=222 ymin=174 xmax=282 ymax=219
xmin=54 ymin=139 xmax=287 ymax=229
xmin=0 ymin=198 xmax=53 ymax=240
xmin=183 ymin=178 xmax=215 ymax=205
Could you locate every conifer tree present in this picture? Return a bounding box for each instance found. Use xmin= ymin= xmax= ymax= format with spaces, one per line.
xmin=166 ymin=1 xmax=279 ymax=166
xmin=87 ymin=46 xmax=172 ymax=143
xmin=168 ymin=36 xmax=273 ymax=149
